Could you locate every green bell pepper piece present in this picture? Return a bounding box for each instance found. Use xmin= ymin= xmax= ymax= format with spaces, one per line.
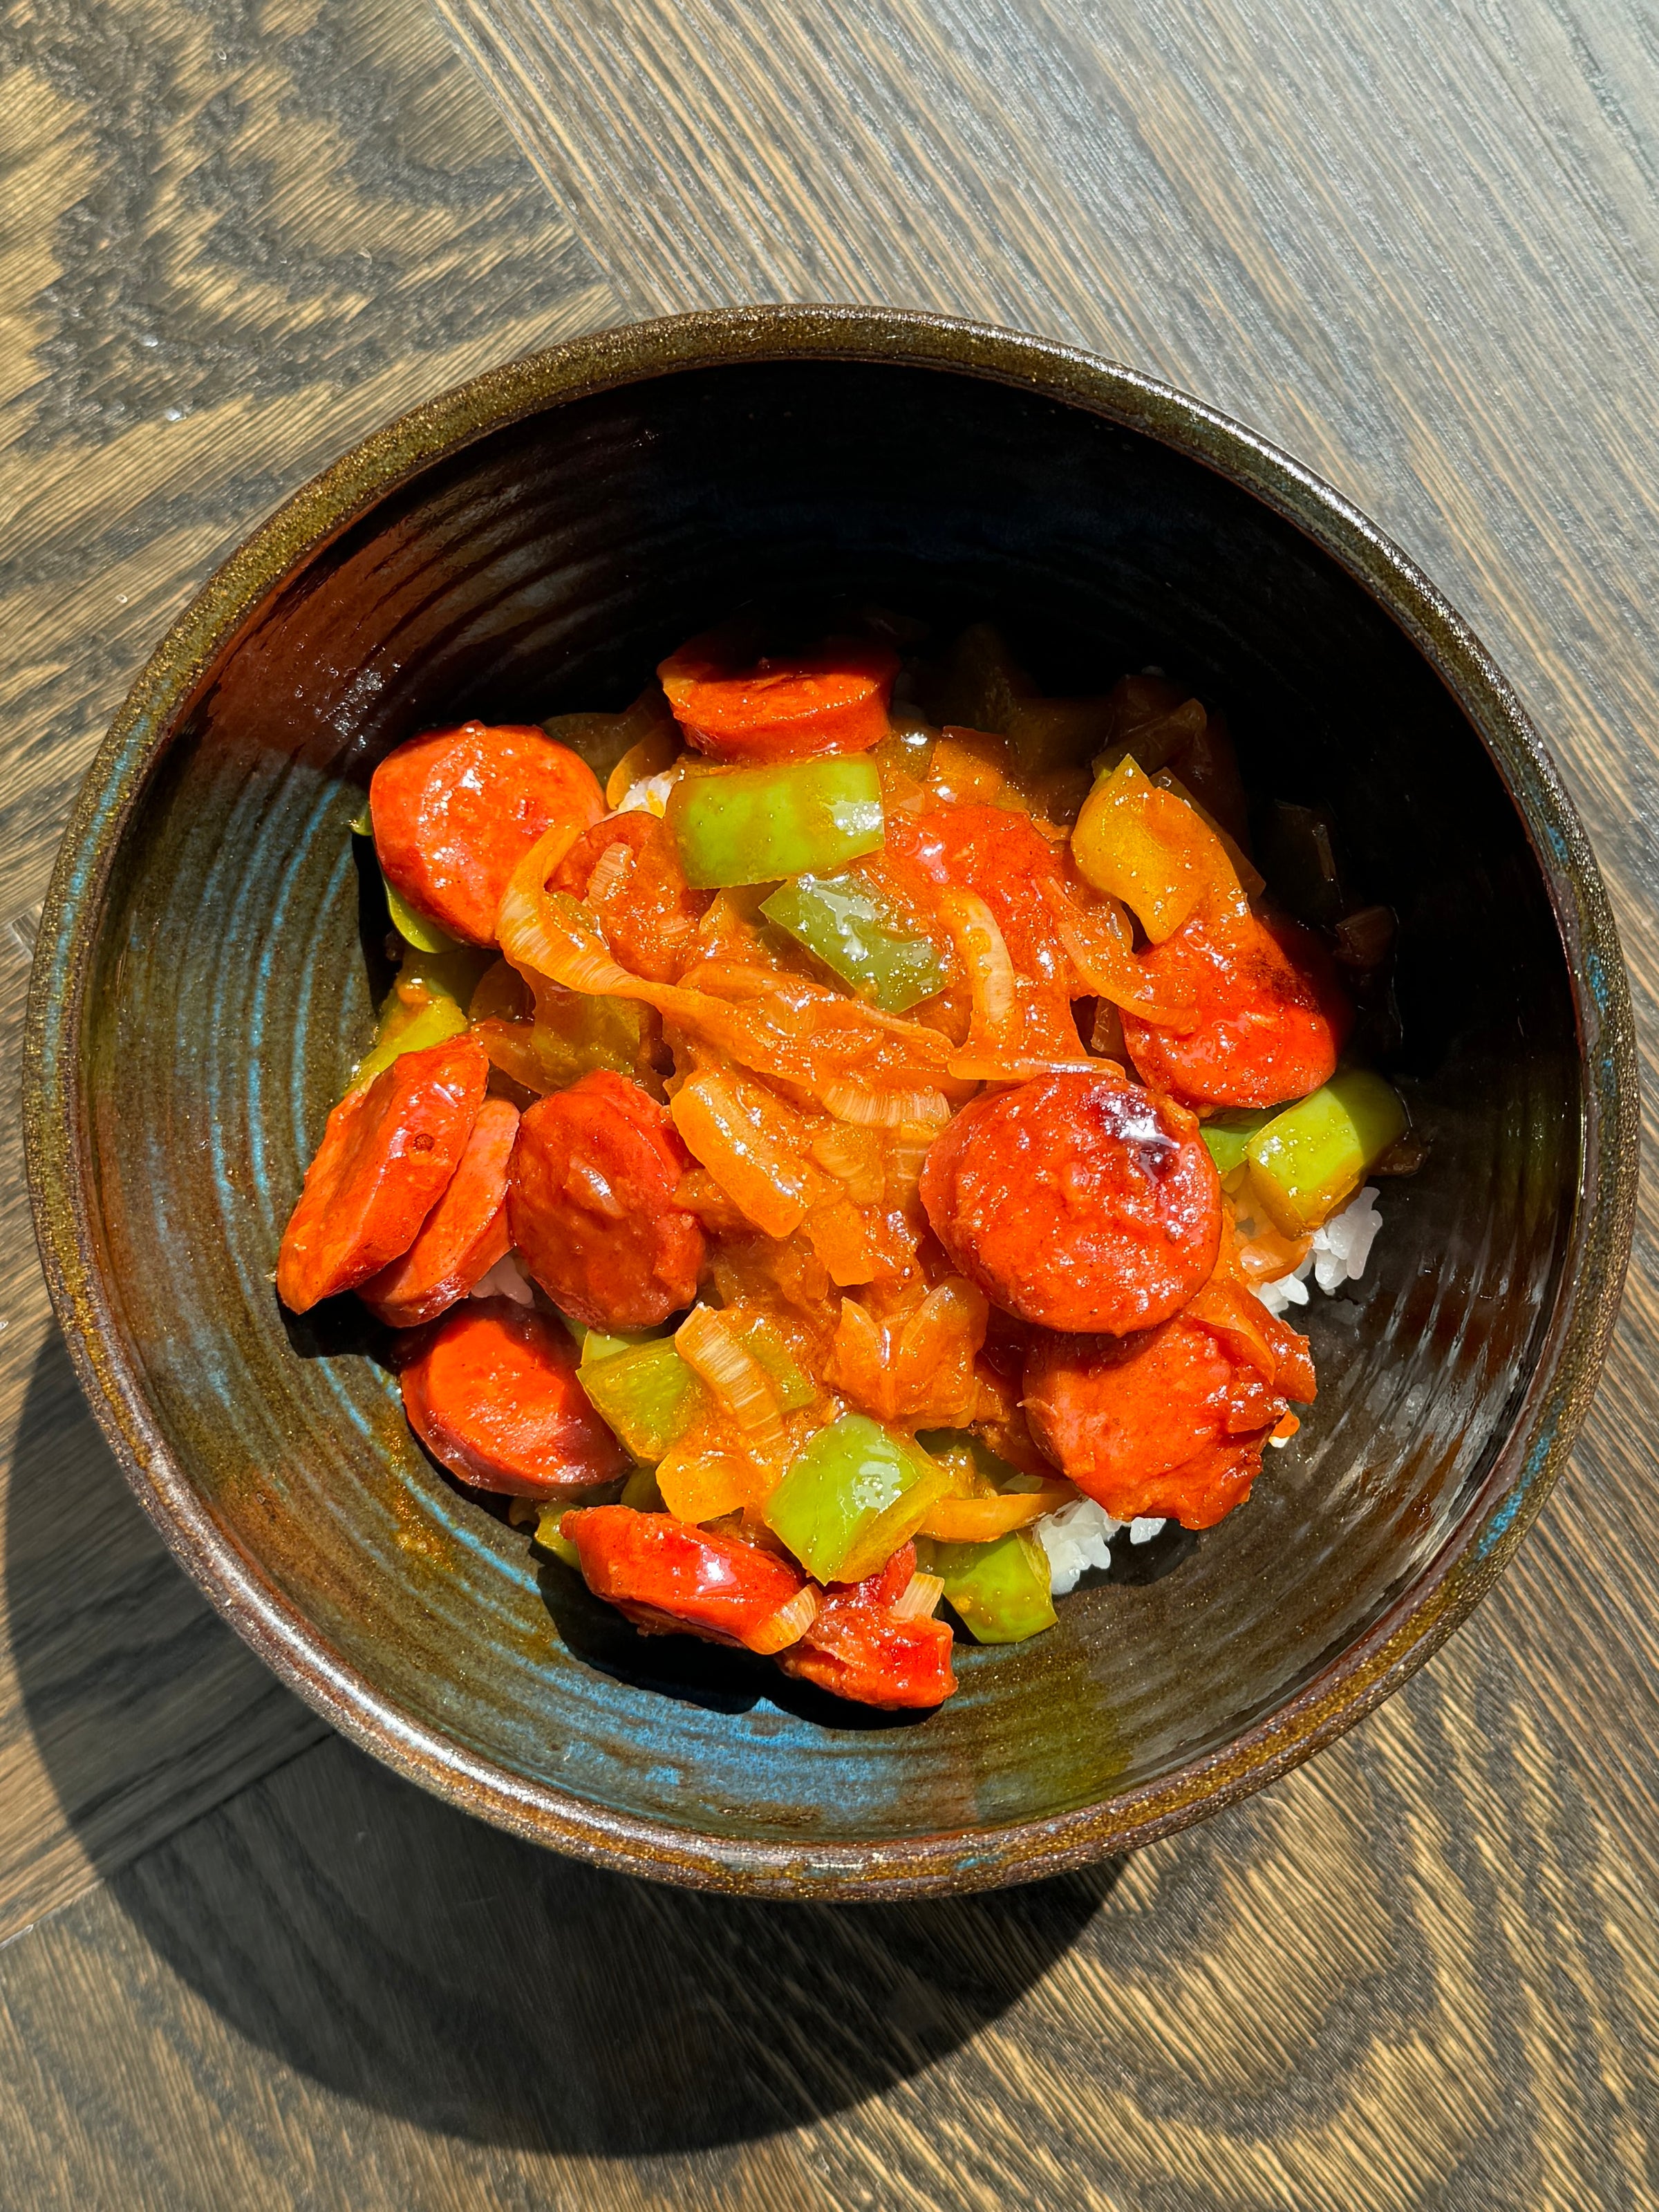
xmin=579 ymin=1321 xmax=666 ymax=1367
xmin=915 ymin=1429 xmax=1031 ymax=1492
xmin=1201 ymin=1107 xmax=1284 ymax=1177
xmin=619 ymin=1465 xmax=667 ymax=1512
xmin=765 ymin=1414 xmax=939 ymax=1584
xmin=667 ymin=758 xmax=885 ymax=888
xmin=577 ymin=1338 xmax=707 ymax=1462
xmin=384 ymin=877 xmax=466 ymax=955
xmin=919 ymin=1529 xmax=1057 ymax=1644
xmin=1245 ymin=1070 xmax=1408 ymax=1234
xmin=761 ymin=874 xmax=946 ymax=1013
xmin=532 ymin=1508 xmax=582 ymax=1569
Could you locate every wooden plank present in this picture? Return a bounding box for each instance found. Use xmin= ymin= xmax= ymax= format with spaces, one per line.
xmin=0 ymin=0 xmax=620 ymax=1938
xmin=0 ymin=1638 xmax=1653 ymax=2212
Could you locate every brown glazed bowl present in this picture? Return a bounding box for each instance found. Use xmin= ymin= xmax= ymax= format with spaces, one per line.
xmin=24 ymin=308 xmax=1637 ymax=1900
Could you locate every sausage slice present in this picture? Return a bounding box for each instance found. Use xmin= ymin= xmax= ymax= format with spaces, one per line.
xmin=1022 ymin=1306 xmax=1311 ymax=1529
xmin=401 ymin=1299 xmax=628 ymax=1495
xmin=561 ymin=1506 xmax=809 ymax=1650
xmin=371 ymin=721 xmax=605 ymax=946
xmin=1122 ymin=904 xmax=1347 ymax=1109
xmin=507 ymin=1069 xmax=705 ymax=1331
xmin=276 ymin=1035 xmax=488 ymax=1314
xmin=358 ymin=1098 xmax=519 ymax=1329
xmin=919 ymin=1073 xmax=1220 ymax=1334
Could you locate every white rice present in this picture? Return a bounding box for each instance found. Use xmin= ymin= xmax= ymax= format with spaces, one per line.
xmin=1251 ymin=1184 xmax=1382 ymax=1315
xmin=1032 ymin=1186 xmax=1385 ymax=1591
xmin=617 ymin=771 xmax=675 ymax=817
xmin=469 ymin=1250 xmax=537 ymax=1306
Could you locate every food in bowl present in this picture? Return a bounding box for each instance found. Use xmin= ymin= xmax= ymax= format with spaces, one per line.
xmin=276 ymin=615 xmax=1414 ymax=1712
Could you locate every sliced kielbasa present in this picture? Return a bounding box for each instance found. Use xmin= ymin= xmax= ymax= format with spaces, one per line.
xmin=1022 ymin=1302 xmax=1313 ymax=1529
xmin=371 ymin=721 xmax=605 ymax=946
xmin=507 ymin=1069 xmax=705 ymax=1331
xmin=919 ymin=1073 xmax=1220 ymax=1334
xmin=358 ymin=1097 xmax=519 ymax=1328
xmin=657 ymin=633 xmax=899 ymax=762
xmin=561 ymin=1506 xmax=808 ymax=1650
xmin=276 ymin=1035 xmax=488 ymax=1314
xmin=400 ymin=1297 xmax=628 ymax=1495
xmin=774 ymin=1547 xmax=956 ymax=1709
xmin=1121 ymin=901 xmax=1348 ymax=1109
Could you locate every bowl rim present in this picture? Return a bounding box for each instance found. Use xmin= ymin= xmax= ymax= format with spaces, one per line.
xmin=23 ymin=303 xmax=1639 ymax=1900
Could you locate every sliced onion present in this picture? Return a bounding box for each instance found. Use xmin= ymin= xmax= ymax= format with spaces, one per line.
xmin=674 ymin=1306 xmax=788 ymax=1456
xmin=819 ymin=1081 xmax=950 ymax=1127
xmin=1040 ymin=880 xmax=1199 ymax=1031
xmin=747 ymin=1583 xmax=820 ymax=1656
xmin=671 ymin=1070 xmax=820 ymax=1239
xmin=891 ymin=1571 xmax=946 ymax=1622
xmin=939 ymin=889 xmax=1018 ymax=1054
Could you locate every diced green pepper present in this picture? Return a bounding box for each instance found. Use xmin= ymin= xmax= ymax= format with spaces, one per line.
xmin=1201 ymin=1107 xmax=1284 ymax=1177
xmin=577 ymin=1339 xmax=707 ymax=1462
xmin=532 ymin=1508 xmax=582 ymax=1568
xmin=579 ymin=1322 xmax=666 ymax=1367
xmin=1246 ymin=1071 xmax=1408 ymax=1235
xmin=918 ymin=1529 xmax=1057 ymax=1644
xmin=346 ymin=939 xmax=492 ymax=1097
xmin=619 ymin=1465 xmax=667 ymax=1512
xmin=733 ymin=1315 xmax=815 ymax=1413
xmin=667 ymin=758 xmax=885 ymax=888
xmin=912 ymin=1430 xmax=1055 ymax=1503
xmin=384 ymin=877 xmax=466 ymax=954
xmin=761 ymin=874 xmax=946 ymax=1012
xmin=764 ymin=1414 xmax=939 ymax=1584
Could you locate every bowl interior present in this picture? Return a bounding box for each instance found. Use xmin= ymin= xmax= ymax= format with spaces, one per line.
xmin=81 ymin=357 xmax=1577 ymax=1863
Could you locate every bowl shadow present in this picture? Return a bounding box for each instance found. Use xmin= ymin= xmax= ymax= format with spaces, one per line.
xmin=6 ymin=1327 xmax=1116 ymax=2155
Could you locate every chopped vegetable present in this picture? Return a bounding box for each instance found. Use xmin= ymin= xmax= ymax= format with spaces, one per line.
xmin=673 ymin=1306 xmax=787 ymax=1456
xmin=669 ymin=1069 xmax=822 ymax=1238
xmin=666 ymin=757 xmax=885 ymax=888
xmin=919 ymin=1529 xmax=1057 ymax=1643
xmin=348 ymin=937 xmax=491 ymax=1098
xmin=1201 ymin=1107 xmax=1284 ymax=1177
xmin=1244 ymin=1070 xmax=1409 ymax=1234
xmin=764 ymin=1414 xmax=946 ymax=1584
xmin=576 ymin=1337 xmax=708 ymax=1461
xmin=760 ymin=874 xmax=946 ymax=1012
xmin=384 ymin=877 xmax=465 ymax=955
xmin=1070 ymin=753 xmax=1239 ymax=941
xmin=533 ymin=1507 xmax=583 ymax=1568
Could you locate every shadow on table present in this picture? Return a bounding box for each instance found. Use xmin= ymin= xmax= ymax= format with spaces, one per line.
xmin=6 ymin=1329 xmax=1116 ymax=2155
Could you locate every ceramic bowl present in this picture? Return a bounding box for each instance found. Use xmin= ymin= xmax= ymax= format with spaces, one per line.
xmin=24 ymin=308 xmax=1636 ymax=1899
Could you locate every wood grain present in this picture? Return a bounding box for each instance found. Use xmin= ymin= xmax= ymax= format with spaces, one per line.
xmin=0 ymin=0 xmax=619 ymax=1938
xmin=438 ymin=0 xmax=1659 ymax=1892
xmin=3 ymin=0 xmax=1659 ymax=2201
xmin=0 ymin=1631 xmax=1654 ymax=2211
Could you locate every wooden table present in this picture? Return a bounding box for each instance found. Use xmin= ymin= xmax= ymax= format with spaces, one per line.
xmin=3 ymin=0 xmax=1656 ymax=2201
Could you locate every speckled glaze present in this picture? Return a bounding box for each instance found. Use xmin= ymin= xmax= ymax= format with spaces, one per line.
xmin=24 ymin=308 xmax=1637 ymax=1900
